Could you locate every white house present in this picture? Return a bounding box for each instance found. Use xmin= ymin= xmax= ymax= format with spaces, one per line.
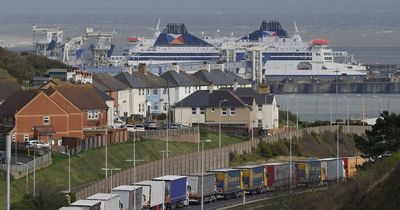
xmin=160 ymin=63 xmax=208 ymax=106
xmin=92 ymin=73 xmax=131 ymax=118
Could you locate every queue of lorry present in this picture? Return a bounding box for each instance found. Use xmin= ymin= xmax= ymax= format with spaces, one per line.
xmin=59 ymin=156 xmax=366 ymax=210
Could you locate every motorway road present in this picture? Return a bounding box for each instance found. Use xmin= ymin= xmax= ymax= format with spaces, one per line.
xmin=183 ymin=186 xmax=327 ymax=210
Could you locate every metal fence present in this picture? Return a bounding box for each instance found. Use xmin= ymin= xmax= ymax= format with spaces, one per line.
xmin=131 ymin=127 xmax=198 ymax=139
xmin=0 ymin=152 xmax=52 ymax=179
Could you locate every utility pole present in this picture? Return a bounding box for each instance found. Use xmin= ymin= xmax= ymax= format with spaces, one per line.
xmin=126 ymin=131 xmax=143 ymax=210
xmin=6 ymin=135 xmax=11 ymax=210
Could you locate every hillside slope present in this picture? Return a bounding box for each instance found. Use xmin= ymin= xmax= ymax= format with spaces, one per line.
xmin=0 ymin=47 xmax=68 ymax=83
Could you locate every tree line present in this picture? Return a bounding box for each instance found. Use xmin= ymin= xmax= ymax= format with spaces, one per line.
xmin=0 ymin=47 xmax=68 ymax=84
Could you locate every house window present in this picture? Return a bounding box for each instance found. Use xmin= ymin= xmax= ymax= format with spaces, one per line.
xmin=43 ymin=116 xmax=50 ymax=125
xmin=163 ymin=103 xmax=168 ymax=111
xmin=230 ymin=107 xmax=236 ymax=115
xmin=258 ymin=104 xmax=262 ymax=111
xmin=153 ymin=103 xmax=159 ymax=111
xmin=200 ymin=108 xmax=205 ymax=115
xmin=153 ymin=89 xmax=158 ymax=95
xmin=192 ymin=107 xmax=197 ymax=114
xmin=211 ymin=107 xmax=215 ymax=112
xmin=24 ymin=135 xmax=29 ymax=142
xmin=147 ymin=89 xmax=150 ymax=96
xmin=163 ymin=88 xmax=167 ymax=95
xmin=8 ymin=117 xmax=13 ymax=125
xmin=143 ymin=103 xmax=146 ymax=112
xmin=88 ymin=111 xmax=99 ymax=120
xmin=258 ymin=120 xmax=263 ymax=128
xmin=222 ymin=108 xmax=227 ymax=116
xmin=12 ymin=135 xmax=16 ymax=142
xmin=138 ymin=104 xmax=141 ymax=112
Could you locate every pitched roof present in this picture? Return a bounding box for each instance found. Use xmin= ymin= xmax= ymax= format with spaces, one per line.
xmin=160 ymin=70 xmax=207 ymax=87
xmin=225 ymin=71 xmax=252 ymax=85
xmin=176 ymin=89 xmax=249 ymax=108
xmin=94 ymin=87 xmax=115 ymax=101
xmin=53 ymin=84 xmax=108 ymax=110
xmin=114 ymin=71 xmax=173 ymax=88
xmin=92 ymin=73 xmax=129 ymax=91
xmin=231 ymin=87 xmax=275 ymax=104
xmin=192 ymin=69 xmax=251 ymax=86
xmin=0 ymin=90 xmax=39 ymax=115
xmin=0 ymin=79 xmax=22 ymax=101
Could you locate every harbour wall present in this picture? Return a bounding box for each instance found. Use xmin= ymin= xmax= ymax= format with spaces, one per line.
xmin=267 ymin=78 xmax=400 ymax=94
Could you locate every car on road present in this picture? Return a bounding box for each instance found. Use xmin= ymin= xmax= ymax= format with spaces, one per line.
xmin=133 ymin=124 xmax=145 ymax=132
xmin=24 ymin=140 xmax=50 ymax=149
xmin=144 ymin=120 xmax=157 ymax=130
xmin=126 ymin=124 xmax=145 ymax=132
xmin=164 ymin=122 xmax=182 ymax=129
xmin=125 ymin=124 xmax=135 ymax=132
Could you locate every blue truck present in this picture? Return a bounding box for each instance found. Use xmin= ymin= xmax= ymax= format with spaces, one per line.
xmin=208 ymin=168 xmax=243 ymax=199
xmin=152 ymin=175 xmax=188 ymax=209
xmin=235 ymin=165 xmax=265 ymax=194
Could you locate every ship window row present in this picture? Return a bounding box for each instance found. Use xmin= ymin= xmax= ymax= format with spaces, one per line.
xmin=128 ymin=57 xmax=219 ymax=61
xmin=263 ymin=52 xmax=312 ymax=56
xmin=133 ymin=53 xmax=220 ymax=56
xmin=268 ymin=57 xmax=312 ymax=61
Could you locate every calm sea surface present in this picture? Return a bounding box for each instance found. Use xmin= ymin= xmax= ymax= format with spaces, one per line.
xmin=275 ymin=94 xmax=400 ymax=122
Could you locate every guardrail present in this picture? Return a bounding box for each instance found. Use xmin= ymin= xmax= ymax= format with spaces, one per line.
xmin=0 ymin=152 xmax=52 ymax=179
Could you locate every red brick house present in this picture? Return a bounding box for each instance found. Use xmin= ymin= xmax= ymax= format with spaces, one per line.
xmin=0 ymin=90 xmax=71 ymax=143
xmin=43 ymin=84 xmax=110 ymax=136
xmin=0 ymin=83 xmax=110 ymax=143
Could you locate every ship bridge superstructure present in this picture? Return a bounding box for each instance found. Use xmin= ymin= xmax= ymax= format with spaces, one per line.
xmin=127 ymin=23 xmax=220 ymax=66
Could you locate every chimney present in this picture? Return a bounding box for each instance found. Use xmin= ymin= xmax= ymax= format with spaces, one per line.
xmin=217 ymin=61 xmax=225 ymax=72
xmin=233 ymin=79 xmax=238 ymax=91
xmin=138 ymin=63 xmax=147 ymax=75
xmin=172 ymin=62 xmax=179 ymax=72
xmin=202 ymin=62 xmax=211 ymax=72
xmin=208 ymin=82 xmax=214 ymax=93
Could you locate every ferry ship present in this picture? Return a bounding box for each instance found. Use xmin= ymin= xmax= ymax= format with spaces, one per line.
xmin=125 ymin=23 xmax=220 ymax=66
xmin=219 ymin=21 xmax=367 ymax=82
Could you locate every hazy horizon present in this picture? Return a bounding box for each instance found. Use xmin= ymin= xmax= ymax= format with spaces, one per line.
xmin=1 ymin=0 xmax=399 ymax=63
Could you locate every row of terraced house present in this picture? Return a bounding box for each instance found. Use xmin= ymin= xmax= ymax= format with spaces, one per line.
xmin=0 ymin=62 xmax=279 ymax=145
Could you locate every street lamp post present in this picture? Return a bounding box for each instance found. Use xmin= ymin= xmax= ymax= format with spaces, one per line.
xmin=324 ymin=94 xmax=333 ymax=125
xmin=60 ymin=151 xmax=71 ymax=194
xmin=17 ymin=162 xmax=29 ymax=193
xmin=290 ymin=94 xmax=299 ymax=130
xmin=356 ymin=95 xmax=365 ymax=127
xmin=285 ymin=125 xmax=296 ymax=193
xmin=33 ymin=145 xmax=36 ymax=197
xmin=219 ymin=99 xmax=228 ymax=148
xmin=373 ymin=95 xmax=382 ymax=116
xmin=159 ymin=150 xmax=168 ymax=210
xmin=126 ymin=131 xmax=144 ymax=210
xmin=343 ymin=96 xmax=350 ymax=133
xmin=331 ymin=121 xmax=345 ymax=182
xmin=101 ymin=168 xmax=121 ymax=210
xmin=200 ymin=139 xmax=212 ymax=210
xmin=286 ymin=95 xmax=289 ymax=129
xmin=101 ymin=168 xmax=121 ymax=192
